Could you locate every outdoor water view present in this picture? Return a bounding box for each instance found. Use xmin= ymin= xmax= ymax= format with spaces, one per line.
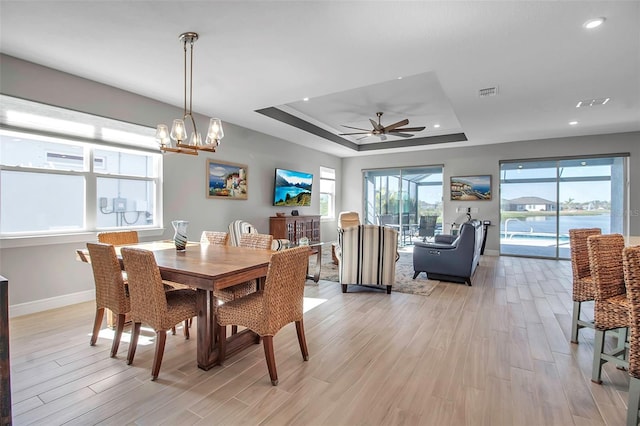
xmin=499 ymin=156 xmax=626 ymax=259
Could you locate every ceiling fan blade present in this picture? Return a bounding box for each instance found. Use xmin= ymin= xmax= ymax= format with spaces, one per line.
xmin=370 ymin=118 xmax=383 ymax=131
xmin=390 ymin=132 xmax=414 ymax=138
xmin=339 ymin=131 xmax=371 ymax=135
xmin=341 ymin=125 xmax=371 ymax=132
xmin=383 ymin=119 xmax=409 ymax=132
xmin=390 ymin=126 xmax=426 ymax=132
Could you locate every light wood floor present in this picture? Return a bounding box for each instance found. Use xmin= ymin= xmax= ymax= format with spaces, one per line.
xmin=7 ymin=255 xmax=631 ymax=425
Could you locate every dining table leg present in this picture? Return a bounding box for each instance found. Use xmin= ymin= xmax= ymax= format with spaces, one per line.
xmin=196 ymin=289 xmax=216 ymax=370
xmin=196 ymin=288 xmax=260 ymax=370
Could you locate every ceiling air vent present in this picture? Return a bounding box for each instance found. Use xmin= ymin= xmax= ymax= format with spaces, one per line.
xmin=478 ymin=86 xmax=498 ymax=97
xmin=576 ymin=97 xmax=610 ymax=108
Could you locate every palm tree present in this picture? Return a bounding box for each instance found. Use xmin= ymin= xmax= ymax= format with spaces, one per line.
xmin=562 ymin=197 xmax=575 ymax=211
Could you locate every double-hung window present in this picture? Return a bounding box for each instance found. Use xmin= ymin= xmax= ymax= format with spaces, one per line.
xmin=0 ymin=95 xmax=162 ymax=239
xmin=319 ymin=166 xmax=336 ymax=220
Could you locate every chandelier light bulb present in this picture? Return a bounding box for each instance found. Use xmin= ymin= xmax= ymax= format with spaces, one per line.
xmin=155 ymin=124 xmax=170 ymax=147
xmin=206 ymin=118 xmax=224 ymax=146
xmin=189 ymin=131 xmax=202 ymax=147
xmin=170 ymin=119 xmax=187 ymax=143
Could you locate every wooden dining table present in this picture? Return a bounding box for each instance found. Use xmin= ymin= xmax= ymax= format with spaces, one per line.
xmin=78 ymin=241 xmax=274 ymax=370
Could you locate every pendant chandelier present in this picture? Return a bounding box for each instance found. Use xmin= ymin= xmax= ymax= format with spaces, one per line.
xmin=156 ymin=32 xmax=224 ymax=155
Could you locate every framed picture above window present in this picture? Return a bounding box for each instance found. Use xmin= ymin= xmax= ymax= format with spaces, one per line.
xmin=450 ymin=175 xmax=492 ymax=201
xmin=206 ymin=159 xmax=248 ymax=199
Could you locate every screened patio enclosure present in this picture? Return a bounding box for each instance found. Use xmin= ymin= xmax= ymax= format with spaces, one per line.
xmin=363 ymin=166 xmax=444 ymax=246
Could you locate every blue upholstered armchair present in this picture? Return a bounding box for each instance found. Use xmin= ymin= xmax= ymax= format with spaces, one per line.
xmin=337 ymin=224 xmax=399 ymax=294
xmin=228 ymin=220 xmax=289 ymax=251
xmin=412 ymin=219 xmax=484 ymax=286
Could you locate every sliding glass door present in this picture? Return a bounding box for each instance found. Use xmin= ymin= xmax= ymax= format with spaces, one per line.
xmin=500 ymin=155 xmax=627 ymax=259
xmin=363 ymin=166 xmax=443 ymax=246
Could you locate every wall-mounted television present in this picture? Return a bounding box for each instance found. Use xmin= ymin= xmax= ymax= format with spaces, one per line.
xmin=273 ymin=168 xmax=313 ymax=207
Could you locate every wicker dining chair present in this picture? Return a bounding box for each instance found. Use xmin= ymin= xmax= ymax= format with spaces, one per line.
xmin=214 ymin=233 xmax=273 ymax=303
xmin=97 ymin=230 xmax=187 ymax=334
xmin=200 ymin=231 xmax=229 ymax=246
xmin=97 ymin=230 xmax=139 ymax=245
xmin=622 ymin=246 xmax=640 ymax=426
xmin=120 ymin=247 xmax=197 ymax=381
xmin=217 ymin=246 xmax=310 ymax=386
xmin=569 ymin=228 xmax=602 ymax=343
xmin=217 ymin=233 xmax=274 ymax=335
xmin=86 ymin=242 xmax=130 ymax=358
xmin=623 ymin=246 xmax=640 ymax=426
xmin=588 ymin=233 xmax=630 ymax=384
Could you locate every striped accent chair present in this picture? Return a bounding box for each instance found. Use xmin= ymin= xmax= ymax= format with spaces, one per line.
xmin=337 ymin=224 xmax=399 ymax=294
xmin=228 ymin=220 xmax=289 ymax=251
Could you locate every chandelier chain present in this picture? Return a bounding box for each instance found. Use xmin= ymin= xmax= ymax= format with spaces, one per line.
xmin=156 ymin=31 xmax=224 ymax=155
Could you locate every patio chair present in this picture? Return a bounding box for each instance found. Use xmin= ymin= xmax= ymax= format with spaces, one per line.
xmin=418 ymin=215 xmax=438 ymax=242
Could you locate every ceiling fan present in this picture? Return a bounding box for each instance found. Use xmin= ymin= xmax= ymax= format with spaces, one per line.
xmin=339 ymin=112 xmax=426 ymax=140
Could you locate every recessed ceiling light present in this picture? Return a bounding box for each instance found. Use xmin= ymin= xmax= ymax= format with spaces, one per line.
xmin=518 ymin=165 xmax=523 ymax=169
xmin=581 ymin=161 xmax=587 ymax=166
xmin=302 ymin=97 xmax=309 ymax=102
xmin=397 ymin=76 xmax=403 ymax=80
xmin=569 ymin=121 xmax=578 ymax=126
xmin=584 ymin=17 xmax=605 ymax=29
xmin=433 ymin=124 xmax=440 ymax=128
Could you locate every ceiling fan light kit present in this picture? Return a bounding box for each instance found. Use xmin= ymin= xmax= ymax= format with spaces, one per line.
xmin=339 ymin=111 xmax=426 ymax=140
xmin=156 ymin=32 xmax=224 ymax=156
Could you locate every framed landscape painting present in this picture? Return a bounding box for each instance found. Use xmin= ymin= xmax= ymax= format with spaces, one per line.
xmin=206 ymin=159 xmax=248 ymax=200
xmin=450 ymin=175 xmax=491 ymax=201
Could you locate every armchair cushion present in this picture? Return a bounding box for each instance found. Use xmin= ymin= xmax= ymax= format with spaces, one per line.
xmin=337 ymin=224 xmax=399 ymax=293
xmin=332 ymin=211 xmax=362 ymax=264
xmin=412 ymin=219 xmax=484 ymax=286
xmin=434 ymin=234 xmax=458 ymax=245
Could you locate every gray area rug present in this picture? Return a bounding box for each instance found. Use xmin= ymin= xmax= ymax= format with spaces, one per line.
xmin=310 ymin=245 xmax=439 ymax=297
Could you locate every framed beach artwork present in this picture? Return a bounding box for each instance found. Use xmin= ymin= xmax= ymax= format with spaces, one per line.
xmin=206 ymin=159 xmax=248 ymax=200
xmin=450 ymin=175 xmax=492 ymax=201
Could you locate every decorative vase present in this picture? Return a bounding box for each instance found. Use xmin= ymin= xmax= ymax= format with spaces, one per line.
xmin=171 ymin=220 xmax=189 ymax=252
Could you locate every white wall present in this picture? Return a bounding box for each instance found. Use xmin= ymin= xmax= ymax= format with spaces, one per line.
xmin=342 ymin=131 xmax=640 ymax=254
xmin=0 ymin=55 xmax=341 ymax=313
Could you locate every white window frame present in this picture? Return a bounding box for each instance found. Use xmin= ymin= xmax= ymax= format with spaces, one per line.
xmin=0 ymin=95 xmax=164 ymax=247
xmin=319 ymin=166 xmax=336 ymax=220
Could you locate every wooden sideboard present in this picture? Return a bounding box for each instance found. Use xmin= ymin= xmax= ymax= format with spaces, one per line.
xmin=269 ymin=215 xmax=321 ymax=245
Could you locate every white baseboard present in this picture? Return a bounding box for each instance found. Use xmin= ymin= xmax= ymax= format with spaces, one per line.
xmin=9 ymin=289 xmax=95 ymax=318
xmin=483 ymin=249 xmax=499 ymax=256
